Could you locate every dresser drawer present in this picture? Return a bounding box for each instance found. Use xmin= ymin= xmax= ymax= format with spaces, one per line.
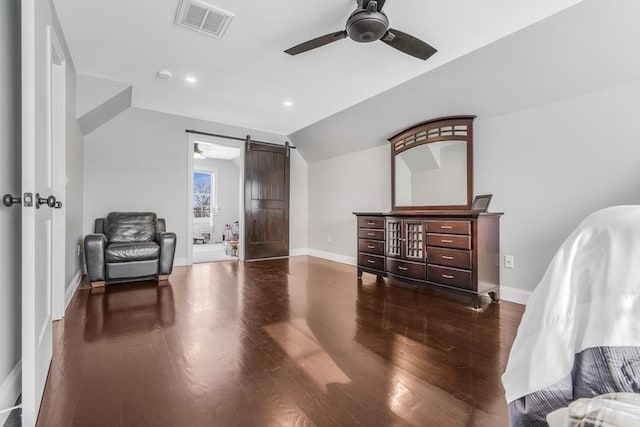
xmin=387 ymin=258 xmax=426 ymax=281
xmin=358 ymin=228 xmax=385 ymax=240
xmin=426 ymin=220 xmax=470 ymax=235
xmin=428 ymin=265 xmax=472 ymax=290
xmin=358 ymin=217 xmax=385 ymax=229
xmin=358 ymin=253 xmax=385 ymax=271
xmin=427 ymin=247 xmax=471 ymax=270
xmin=358 ymin=239 xmax=385 ymax=255
xmin=427 ymin=233 xmax=471 ymax=250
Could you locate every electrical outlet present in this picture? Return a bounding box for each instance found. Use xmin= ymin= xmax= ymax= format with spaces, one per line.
xmin=77 ymin=243 xmax=80 ymax=257
xmin=504 ymin=255 xmax=515 ymax=269
xmin=327 ymin=234 xmax=332 ymax=243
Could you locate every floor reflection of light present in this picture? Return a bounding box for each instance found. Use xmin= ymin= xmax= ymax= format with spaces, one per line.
xmin=389 ymin=380 xmax=412 ymax=412
xmin=180 ymin=327 xmax=242 ymax=399
xmin=386 ymin=334 xmax=473 ymax=426
xmin=263 ymin=318 xmax=351 ymax=392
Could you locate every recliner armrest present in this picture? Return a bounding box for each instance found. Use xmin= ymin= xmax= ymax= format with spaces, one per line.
xmin=156 ymin=232 xmax=177 ymax=275
xmin=84 ymin=233 xmax=107 ymax=282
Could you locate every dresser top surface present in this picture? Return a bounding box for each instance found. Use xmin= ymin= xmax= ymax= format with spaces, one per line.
xmin=353 ymin=210 xmax=503 ymax=218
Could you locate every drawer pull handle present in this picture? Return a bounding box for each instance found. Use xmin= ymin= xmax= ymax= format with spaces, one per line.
xmin=442 ymin=255 xmax=454 ymax=260
xmin=440 ymin=225 xmax=453 ymax=229
xmin=367 ymin=222 xmax=375 ymax=225
xmin=367 ymin=233 xmax=375 ymax=236
xmin=398 ymin=266 xmax=408 ymax=271
xmin=442 ymin=274 xmax=454 ymax=279
xmin=367 ymin=260 xmax=376 ymax=264
xmin=441 ymin=239 xmax=453 ymax=243
xmin=367 ymin=245 xmax=375 ymax=249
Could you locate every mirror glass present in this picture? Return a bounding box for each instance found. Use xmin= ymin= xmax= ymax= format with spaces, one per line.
xmin=394 ymin=140 xmax=467 ymax=207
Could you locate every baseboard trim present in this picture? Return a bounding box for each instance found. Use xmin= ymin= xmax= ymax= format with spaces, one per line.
xmin=65 ymin=269 xmax=82 ymax=310
xmin=500 ymin=286 xmax=530 ymax=305
xmin=307 ymin=249 xmax=356 ymax=266
xmin=289 ymin=248 xmax=308 ymax=257
xmin=173 ymin=256 xmax=187 ymax=267
xmin=0 ymin=360 xmax=21 ymax=425
xmin=303 ymin=249 xmax=531 ymax=305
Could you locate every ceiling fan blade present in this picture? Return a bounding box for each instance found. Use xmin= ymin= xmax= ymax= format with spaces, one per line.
xmin=285 ymin=31 xmax=348 ymax=56
xmin=381 ymin=28 xmax=437 ymax=60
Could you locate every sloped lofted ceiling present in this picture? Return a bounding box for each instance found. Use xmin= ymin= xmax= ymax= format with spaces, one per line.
xmin=53 ymin=0 xmax=581 ymax=137
xmin=290 ymin=0 xmax=640 ymax=163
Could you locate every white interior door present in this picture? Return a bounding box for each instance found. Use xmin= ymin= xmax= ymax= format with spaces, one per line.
xmin=0 ymin=0 xmax=22 ymax=424
xmin=21 ymin=2 xmax=64 ymax=424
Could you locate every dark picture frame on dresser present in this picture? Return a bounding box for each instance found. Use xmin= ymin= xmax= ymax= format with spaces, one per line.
xmin=471 ymin=194 xmax=493 ymax=212
xmin=354 ymin=116 xmax=502 ymax=309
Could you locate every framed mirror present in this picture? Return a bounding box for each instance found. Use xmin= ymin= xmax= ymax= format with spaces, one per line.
xmin=390 ymin=116 xmax=475 ymax=211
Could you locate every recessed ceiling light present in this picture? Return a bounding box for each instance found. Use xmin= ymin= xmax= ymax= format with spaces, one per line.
xmin=185 ymin=76 xmax=197 ymax=84
xmin=283 ymin=100 xmax=293 ymax=107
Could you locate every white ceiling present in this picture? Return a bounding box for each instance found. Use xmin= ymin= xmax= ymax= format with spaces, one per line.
xmin=290 ymin=0 xmax=640 ymax=162
xmin=53 ymin=0 xmax=581 ymax=136
xmin=196 ymin=141 xmax=241 ymax=160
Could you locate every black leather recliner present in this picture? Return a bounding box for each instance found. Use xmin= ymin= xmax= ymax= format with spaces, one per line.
xmin=84 ymin=212 xmax=176 ymax=288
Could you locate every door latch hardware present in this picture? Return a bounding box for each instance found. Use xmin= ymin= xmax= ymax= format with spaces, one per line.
xmin=23 ymin=192 xmax=33 ymax=207
xmin=2 ymin=194 xmax=21 ymax=207
xmin=36 ymin=193 xmax=57 ymax=209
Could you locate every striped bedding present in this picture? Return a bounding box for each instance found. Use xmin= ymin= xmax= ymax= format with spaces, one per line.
xmin=508 ymin=346 xmax=640 ymax=426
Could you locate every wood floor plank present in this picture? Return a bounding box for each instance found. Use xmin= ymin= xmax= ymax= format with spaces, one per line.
xmin=36 ymin=256 xmax=523 ymax=426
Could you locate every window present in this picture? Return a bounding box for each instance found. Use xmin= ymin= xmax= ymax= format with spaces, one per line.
xmin=193 ymin=171 xmax=215 ymax=218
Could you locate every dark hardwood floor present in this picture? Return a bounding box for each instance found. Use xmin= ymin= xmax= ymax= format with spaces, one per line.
xmin=37 ymin=256 xmax=524 ymax=427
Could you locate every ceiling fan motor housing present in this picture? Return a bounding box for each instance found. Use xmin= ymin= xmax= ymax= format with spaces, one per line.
xmin=346 ymin=11 xmax=389 ymax=42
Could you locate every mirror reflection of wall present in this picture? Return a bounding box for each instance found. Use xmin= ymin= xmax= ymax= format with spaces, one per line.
xmin=395 ymin=140 xmax=467 ymax=207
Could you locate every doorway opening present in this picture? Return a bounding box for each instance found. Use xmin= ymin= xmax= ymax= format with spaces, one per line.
xmin=187 ymin=135 xmax=244 ymax=264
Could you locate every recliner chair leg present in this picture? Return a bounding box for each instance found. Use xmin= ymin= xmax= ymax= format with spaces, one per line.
xmin=91 ymin=281 xmax=105 ymax=289
xmin=157 ymin=275 xmax=169 ymax=282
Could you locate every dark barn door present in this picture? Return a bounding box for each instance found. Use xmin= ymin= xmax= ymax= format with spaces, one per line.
xmin=244 ymin=141 xmax=290 ymax=260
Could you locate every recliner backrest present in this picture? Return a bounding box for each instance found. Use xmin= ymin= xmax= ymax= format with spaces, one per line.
xmin=104 ymin=212 xmax=157 ymax=243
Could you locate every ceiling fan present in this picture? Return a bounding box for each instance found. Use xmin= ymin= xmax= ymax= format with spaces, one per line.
xmin=284 ymin=0 xmax=437 ymax=60
xmin=193 ymin=143 xmax=206 ymax=159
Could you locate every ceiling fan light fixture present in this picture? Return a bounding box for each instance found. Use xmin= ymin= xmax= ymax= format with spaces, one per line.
xmin=193 ymin=144 xmax=206 ymax=159
xmin=346 ymin=11 xmax=389 ymax=43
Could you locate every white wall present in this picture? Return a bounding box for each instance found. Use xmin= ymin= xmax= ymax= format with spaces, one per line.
xmin=289 ymin=149 xmax=308 ymax=254
xmin=193 ymin=157 xmax=240 ymax=243
xmin=308 ymin=145 xmax=390 ymax=263
xmin=0 ymin=0 xmax=22 ymax=420
xmin=475 ymin=79 xmax=640 ymax=292
xmin=306 ymin=79 xmax=640 ymax=293
xmin=84 ymin=107 xmax=307 ymax=264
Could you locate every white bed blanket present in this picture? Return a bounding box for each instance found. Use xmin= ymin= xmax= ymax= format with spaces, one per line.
xmin=502 ymin=206 xmax=640 ymax=403
xmin=547 ymin=392 xmax=640 ymax=427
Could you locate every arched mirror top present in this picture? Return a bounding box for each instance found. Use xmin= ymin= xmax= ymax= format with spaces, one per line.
xmin=389 ymin=115 xmax=475 ymax=211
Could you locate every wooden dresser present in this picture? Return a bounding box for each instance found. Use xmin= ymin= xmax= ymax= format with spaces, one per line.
xmin=355 ymin=211 xmax=502 ymax=308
